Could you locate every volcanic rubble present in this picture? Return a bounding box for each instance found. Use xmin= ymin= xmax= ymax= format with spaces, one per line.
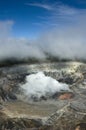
xmin=0 ymin=62 xmax=86 ymax=130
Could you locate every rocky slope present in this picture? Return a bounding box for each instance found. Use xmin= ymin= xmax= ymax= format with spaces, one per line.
xmin=0 ymin=61 xmax=86 ymax=130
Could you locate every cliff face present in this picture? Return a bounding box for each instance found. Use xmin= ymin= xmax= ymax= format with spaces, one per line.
xmin=0 ymin=62 xmax=86 ymax=130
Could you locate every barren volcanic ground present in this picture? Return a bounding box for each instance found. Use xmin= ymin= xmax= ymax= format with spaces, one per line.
xmin=0 ymin=61 xmax=86 ymax=130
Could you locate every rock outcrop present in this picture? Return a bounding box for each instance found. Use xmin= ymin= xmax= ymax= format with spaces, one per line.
xmin=0 ymin=62 xmax=86 ymax=130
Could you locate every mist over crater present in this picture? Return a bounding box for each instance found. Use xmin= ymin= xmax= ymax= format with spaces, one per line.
xmin=20 ymin=72 xmax=69 ymax=100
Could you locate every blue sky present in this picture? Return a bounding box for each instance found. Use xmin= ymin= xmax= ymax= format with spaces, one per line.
xmin=0 ymin=0 xmax=86 ymax=39
xmin=0 ymin=0 xmax=86 ymax=60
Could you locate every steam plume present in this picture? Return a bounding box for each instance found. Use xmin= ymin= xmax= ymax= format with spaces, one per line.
xmin=20 ymin=72 xmax=69 ymax=100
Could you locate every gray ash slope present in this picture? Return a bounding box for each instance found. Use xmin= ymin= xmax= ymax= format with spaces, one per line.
xmin=0 ymin=61 xmax=86 ymax=130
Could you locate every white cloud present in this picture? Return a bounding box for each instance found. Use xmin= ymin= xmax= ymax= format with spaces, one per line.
xmin=0 ymin=21 xmax=45 ymax=61
xmin=55 ymin=5 xmax=78 ymax=16
xmin=0 ymin=38 xmax=45 ymax=60
xmin=0 ymin=20 xmax=14 ymax=38
xmin=0 ymin=4 xmax=86 ymax=61
xmin=29 ymin=2 xmax=79 ymax=28
xmin=36 ymin=11 xmax=86 ymax=60
xmin=32 ymin=4 xmax=86 ymax=60
xmin=26 ymin=3 xmax=53 ymax=10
